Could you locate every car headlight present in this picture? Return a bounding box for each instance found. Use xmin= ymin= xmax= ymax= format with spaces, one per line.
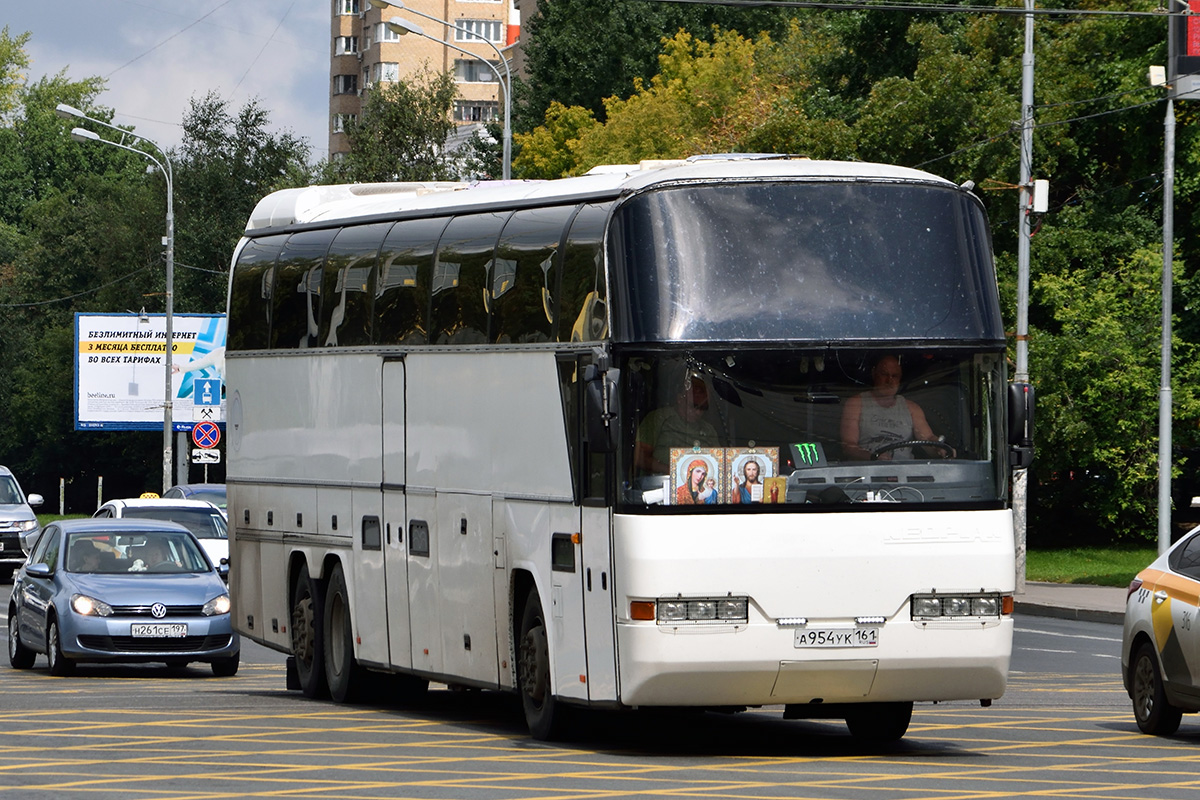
xmin=71 ymin=593 xmax=113 ymax=617
xmin=203 ymin=594 xmax=231 ymax=616
xmin=14 ymin=519 xmax=37 ymax=532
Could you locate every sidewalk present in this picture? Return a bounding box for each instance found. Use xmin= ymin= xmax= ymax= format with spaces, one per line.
xmin=1014 ymin=581 xmax=1128 ymax=625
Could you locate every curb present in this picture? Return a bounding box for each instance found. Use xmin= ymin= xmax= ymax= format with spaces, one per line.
xmin=1013 ymin=601 xmax=1123 ymax=626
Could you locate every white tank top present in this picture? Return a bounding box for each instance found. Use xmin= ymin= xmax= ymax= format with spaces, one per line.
xmin=858 ymin=393 xmax=913 ymax=458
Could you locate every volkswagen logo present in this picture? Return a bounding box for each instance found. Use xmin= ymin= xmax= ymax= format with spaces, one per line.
xmin=150 ymin=603 xmax=168 ymax=619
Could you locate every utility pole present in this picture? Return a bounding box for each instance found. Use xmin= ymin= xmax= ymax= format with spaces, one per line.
xmin=1013 ymin=0 xmax=1035 ymax=593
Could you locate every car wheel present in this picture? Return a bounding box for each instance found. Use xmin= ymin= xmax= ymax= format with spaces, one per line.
xmin=46 ymin=618 xmax=75 ymax=677
xmin=517 ymin=587 xmax=569 ymax=740
xmin=1132 ymin=642 xmax=1183 ymax=735
xmin=8 ymin=611 xmax=35 ymax=669
xmin=845 ymin=702 xmax=913 ymax=742
xmin=290 ymin=562 xmax=327 ymax=698
xmin=323 ymin=562 xmax=363 ymax=703
xmin=211 ymin=652 xmax=239 ymax=677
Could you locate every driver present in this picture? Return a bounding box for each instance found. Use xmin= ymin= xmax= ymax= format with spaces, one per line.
xmin=840 ymin=355 xmax=951 ymax=460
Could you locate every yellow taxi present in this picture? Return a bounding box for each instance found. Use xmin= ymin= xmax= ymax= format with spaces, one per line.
xmin=1122 ymin=529 xmax=1200 ymax=735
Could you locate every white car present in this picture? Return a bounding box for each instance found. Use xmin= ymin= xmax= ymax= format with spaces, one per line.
xmin=1121 ymin=528 xmax=1200 ymax=735
xmin=94 ymin=498 xmax=228 ymax=578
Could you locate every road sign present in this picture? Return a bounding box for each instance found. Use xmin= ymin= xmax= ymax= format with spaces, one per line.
xmin=191 ymin=449 xmax=221 ymax=464
xmin=193 ymin=378 xmax=221 ymax=408
xmin=192 ymin=420 xmax=221 ymax=449
xmin=193 ymin=406 xmax=222 ymax=422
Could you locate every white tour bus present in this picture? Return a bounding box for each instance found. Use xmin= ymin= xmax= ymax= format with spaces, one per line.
xmin=225 ymin=156 xmax=1034 ymax=741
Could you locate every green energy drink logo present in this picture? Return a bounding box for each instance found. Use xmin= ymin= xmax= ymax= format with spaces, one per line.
xmin=795 ymin=442 xmax=821 ymax=465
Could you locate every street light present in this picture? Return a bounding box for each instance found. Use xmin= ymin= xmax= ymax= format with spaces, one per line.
xmin=56 ymin=103 xmax=177 ymax=495
xmin=371 ymin=0 xmax=512 ymax=180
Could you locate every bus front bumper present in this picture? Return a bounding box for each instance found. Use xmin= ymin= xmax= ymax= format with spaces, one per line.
xmin=614 ymin=617 xmax=1012 ymax=707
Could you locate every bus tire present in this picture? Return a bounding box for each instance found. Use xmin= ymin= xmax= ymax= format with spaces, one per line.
xmin=517 ymin=588 xmax=568 ymax=740
xmin=323 ymin=562 xmax=363 ymax=703
xmin=844 ymin=702 xmax=912 ymax=742
xmin=291 ymin=561 xmax=328 ymax=698
xmin=1132 ymin=642 xmax=1182 ymax=735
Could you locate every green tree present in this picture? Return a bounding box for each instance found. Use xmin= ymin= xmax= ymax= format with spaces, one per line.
xmin=516 ymin=0 xmax=800 ymax=131
xmin=0 ymin=26 xmax=31 ymax=120
xmin=173 ymin=92 xmax=313 ymax=314
xmin=323 ymin=70 xmax=458 ymax=183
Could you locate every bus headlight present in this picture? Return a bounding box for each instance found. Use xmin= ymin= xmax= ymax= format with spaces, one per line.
xmin=653 ymin=596 xmax=749 ymax=624
xmin=910 ymin=593 xmax=1005 ymax=620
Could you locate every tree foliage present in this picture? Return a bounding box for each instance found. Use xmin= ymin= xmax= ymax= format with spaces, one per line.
xmin=322 ymin=70 xmax=458 ymax=183
xmin=0 ymin=34 xmax=312 ymax=508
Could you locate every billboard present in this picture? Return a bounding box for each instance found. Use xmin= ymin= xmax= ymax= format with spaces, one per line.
xmin=75 ymin=313 xmax=226 ymax=431
xmin=1170 ymin=1 xmax=1200 ymax=99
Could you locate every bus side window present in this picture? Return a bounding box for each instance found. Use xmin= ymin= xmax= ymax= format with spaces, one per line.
xmin=558 ymin=203 xmax=610 ymax=343
xmin=272 ymin=229 xmax=336 ymax=350
xmin=491 ymin=206 xmax=575 ymax=344
xmin=375 ymin=217 xmax=448 ymax=346
xmin=320 ymin=223 xmax=389 ymax=347
xmin=228 ymin=234 xmax=287 ymax=351
xmin=431 ymin=212 xmax=510 ymax=345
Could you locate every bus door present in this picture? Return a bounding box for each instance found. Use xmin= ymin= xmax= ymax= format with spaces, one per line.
xmin=381 ymin=358 xmax=413 ymax=670
xmin=581 ymin=504 xmax=617 ymax=701
xmin=549 ymin=503 xmax=588 ymax=702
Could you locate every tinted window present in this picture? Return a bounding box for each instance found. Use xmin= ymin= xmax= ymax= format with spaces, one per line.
xmin=492 ymin=206 xmax=574 ymax=343
xmin=272 ymin=230 xmax=336 ymax=349
xmin=559 ymin=203 xmax=610 ymax=343
xmin=612 ymin=182 xmax=1001 ymax=343
xmin=228 ymin=235 xmax=287 ymax=351
xmin=431 ymin=212 xmax=510 ymax=344
xmin=375 ymin=218 xmax=448 ymax=345
xmin=320 ymin=223 xmax=389 ymax=347
xmin=1170 ymin=532 xmax=1200 ymax=581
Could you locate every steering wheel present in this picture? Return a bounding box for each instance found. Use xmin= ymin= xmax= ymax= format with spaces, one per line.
xmin=870 ymin=439 xmax=955 ymax=460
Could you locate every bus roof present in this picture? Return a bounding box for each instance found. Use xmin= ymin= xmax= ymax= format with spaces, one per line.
xmin=244 ymin=156 xmax=958 ymax=233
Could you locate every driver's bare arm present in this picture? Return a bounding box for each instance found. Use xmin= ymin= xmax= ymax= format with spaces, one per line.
xmin=839 ymin=395 xmax=873 ymax=460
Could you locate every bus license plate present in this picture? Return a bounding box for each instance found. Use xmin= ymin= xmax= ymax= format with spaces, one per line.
xmin=794 ymin=628 xmax=879 ymax=648
xmin=131 ymin=624 xmax=188 ymax=638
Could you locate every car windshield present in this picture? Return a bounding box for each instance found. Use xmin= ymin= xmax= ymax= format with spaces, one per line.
xmin=120 ymin=507 xmax=228 ymax=539
xmin=0 ymin=476 xmax=22 ymax=505
xmin=188 ymin=491 xmax=226 ymax=509
xmin=66 ymin=531 xmax=211 ymax=574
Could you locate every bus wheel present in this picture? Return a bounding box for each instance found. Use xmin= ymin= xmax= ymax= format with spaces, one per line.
xmin=844 ymin=702 xmax=912 ymax=742
xmin=291 ymin=562 xmax=328 ymax=698
xmin=1132 ymin=642 xmax=1182 ymax=735
xmin=323 ymin=562 xmax=363 ymax=703
xmin=517 ymin=588 xmax=567 ymax=740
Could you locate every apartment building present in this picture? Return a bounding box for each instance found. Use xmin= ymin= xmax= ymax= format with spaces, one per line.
xmin=329 ymin=0 xmax=519 ymax=158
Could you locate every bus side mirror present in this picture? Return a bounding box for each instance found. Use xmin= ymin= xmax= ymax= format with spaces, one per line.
xmin=583 ymin=362 xmax=620 ymax=454
xmin=1008 ymin=382 xmax=1034 ymax=469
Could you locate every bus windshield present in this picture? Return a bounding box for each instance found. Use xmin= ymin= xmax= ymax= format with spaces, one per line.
xmin=610 ymin=180 xmax=1002 ymax=343
xmin=619 ymin=349 xmax=1007 ymax=509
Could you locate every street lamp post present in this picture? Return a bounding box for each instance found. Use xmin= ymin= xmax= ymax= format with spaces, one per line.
xmin=371 ymin=0 xmax=512 ymax=180
xmin=56 ymin=104 xmax=176 ymax=495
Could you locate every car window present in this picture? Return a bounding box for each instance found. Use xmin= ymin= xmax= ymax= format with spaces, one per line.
xmin=31 ymin=525 xmax=60 ymax=570
xmin=120 ymin=507 xmax=228 ymax=539
xmin=0 ymin=475 xmax=21 ymax=505
xmin=1170 ymin=532 xmax=1200 ymax=581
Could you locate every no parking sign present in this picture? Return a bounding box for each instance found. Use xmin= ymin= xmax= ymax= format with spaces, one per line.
xmin=192 ymin=420 xmax=221 ymax=449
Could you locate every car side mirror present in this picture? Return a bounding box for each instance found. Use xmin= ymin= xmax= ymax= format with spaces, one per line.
xmin=27 ymin=493 xmax=43 ymax=508
xmin=25 ymin=562 xmax=51 ymax=578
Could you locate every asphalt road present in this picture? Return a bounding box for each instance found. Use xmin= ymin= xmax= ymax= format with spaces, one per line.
xmin=2 ymin=585 xmax=1199 ymax=800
